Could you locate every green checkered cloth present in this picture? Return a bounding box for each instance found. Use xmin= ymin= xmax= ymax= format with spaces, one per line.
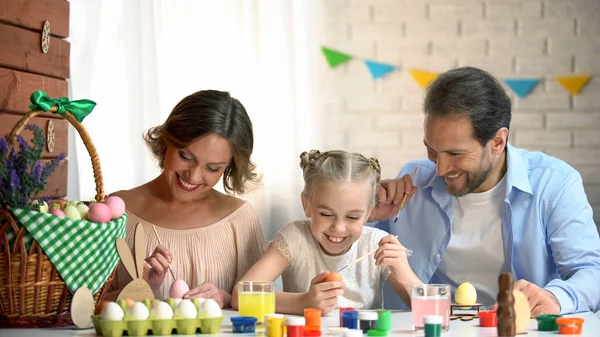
xmin=8 ymin=208 xmax=127 ymax=294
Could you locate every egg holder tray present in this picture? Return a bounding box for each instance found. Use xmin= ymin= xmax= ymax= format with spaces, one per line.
xmin=92 ymin=315 xmax=223 ymax=337
xmin=449 ymin=303 xmax=482 ymax=321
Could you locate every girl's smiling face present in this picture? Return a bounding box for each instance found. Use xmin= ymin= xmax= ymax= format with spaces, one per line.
xmin=303 ymin=181 xmax=372 ymax=256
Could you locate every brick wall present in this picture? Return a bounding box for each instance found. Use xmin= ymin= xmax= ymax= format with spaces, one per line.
xmin=317 ymin=0 xmax=600 ymax=228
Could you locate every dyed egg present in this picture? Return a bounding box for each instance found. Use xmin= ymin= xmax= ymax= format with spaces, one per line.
xmin=105 ymin=196 xmax=126 ymax=219
xmin=76 ymin=203 xmax=89 ymax=220
xmin=100 ymin=302 xmax=124 ymax=321
xmin=323 ymin=272 xmax=343 ymax=283
xmin=87 ymin=203 xmax=112 ymax=223
xmin=169 ymin=279 xmax=190 ymax=299
xmin=151 ymin=301 xmax=174 ymax=319
xmin=127 ymin=302 xmax=150 ymax=320
xmin=199 ymin=298 xmax=222 ymax=318
xmin=175 ymin=299 xmax=198 ymax=319
xmin=50 ymin=209 xmax=65 ymax=217
xmin=63 ymin=205 xmax=81 ymax=220
xmin=455 ymin=282 xmax=477 ymax=305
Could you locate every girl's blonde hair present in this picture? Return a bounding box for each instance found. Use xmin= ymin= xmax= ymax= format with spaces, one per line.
xmin=299 ymin=150 xmax=381 ymax=208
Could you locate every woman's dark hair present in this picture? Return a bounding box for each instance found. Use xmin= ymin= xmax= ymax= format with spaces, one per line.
xmin=424 ymin=66 xmax=512 ymax=146
xmin=144 ymin=90 xmax=259 ymax=194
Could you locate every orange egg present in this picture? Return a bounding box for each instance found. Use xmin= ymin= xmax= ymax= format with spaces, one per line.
xmin=94 ymin=300 xmax=110 ymax=315
xmin=323 ymin=272 xmax=343 ymax=283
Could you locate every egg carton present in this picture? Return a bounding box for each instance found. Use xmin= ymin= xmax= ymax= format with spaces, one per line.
xmin=92 ymin=315 xmax=223 ymax=337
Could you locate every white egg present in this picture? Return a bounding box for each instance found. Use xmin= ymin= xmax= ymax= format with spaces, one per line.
xmin=199 ymin=298 xmax=222 ymax=318
xmin=192 ymin=297 xmax=206 ymax=309
xmin=151 ymin=301 xmax=174 ymax=319
xmin=100 ymin=302 xmax=124 ymax=321
xmin=174 ymin=298 xmax=183 ymax=307
xmin=127 ymin=302 xmax=150 ymax=320
xmin=175 ymin=299 xmax=198 ymax=319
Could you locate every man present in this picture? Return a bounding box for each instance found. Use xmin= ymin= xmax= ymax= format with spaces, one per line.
xmin=369 ymin=67 xmax=600 ymax=316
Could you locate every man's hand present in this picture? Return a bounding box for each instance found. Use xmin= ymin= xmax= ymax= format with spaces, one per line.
xmin=367 ymin=176 xmax=417 ymax=222
xmin=514 ymin=279 xmax=560 ymax=317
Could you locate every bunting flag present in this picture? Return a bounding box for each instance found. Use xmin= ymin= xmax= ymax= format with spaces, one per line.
xmin=321 ymin=47 xmax=352 ymax=68
xmin=504 ymin=79 xmax=540 ymax=98
xmin=555 ymin=75 xmax=591 ymax=96
xmin=365 ymin=60 xmax=396 ymax=79
xmin=409 ymin=69 xmax=440 ymax=89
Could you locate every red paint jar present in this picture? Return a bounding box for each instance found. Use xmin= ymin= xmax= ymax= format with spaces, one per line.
xmin=304 ymin=308 xmax=321 ymax=331
xmin=286 ymin=316 xmax=305 ymax=337
xmin=339 ymin=307 xmax=355 ymax=327
xmin=477 ymin=310 xmax=497 ymax=327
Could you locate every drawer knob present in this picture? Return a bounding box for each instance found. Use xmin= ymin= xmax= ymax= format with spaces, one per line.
xmin=47 ymin=120 xmax=55 ymax=153
xmin=41 ymin=21 xmax=51 ymax=54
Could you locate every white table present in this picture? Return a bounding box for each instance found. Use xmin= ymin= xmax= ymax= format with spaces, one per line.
xmin=1 ymin=309 xmax=598 ymax=337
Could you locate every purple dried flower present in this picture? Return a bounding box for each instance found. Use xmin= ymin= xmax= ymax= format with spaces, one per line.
xmin=33 ymin=161 xmax=42 ymax=184
xmin=25 ymin=124 xmax=41 ymax=132
xmin=9 ymin=169 xmax=21 ymax=191
xmin=16 ymin=135 xmax=28 ymax=153
xmin=0 ymin=137 xmax=8 ymax=155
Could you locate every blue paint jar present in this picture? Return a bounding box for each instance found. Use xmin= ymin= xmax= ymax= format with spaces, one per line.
xmin=341 ymin=310 xmax=359 ymax=329
xmin=231 ymin=316 xmax=258 ymax=333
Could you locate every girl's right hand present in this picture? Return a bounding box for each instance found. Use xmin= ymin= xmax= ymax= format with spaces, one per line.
xmin=302 ymin=272 xmax=345 ymax=315
xmin=142 ymin=245 xmax=172 ymax=290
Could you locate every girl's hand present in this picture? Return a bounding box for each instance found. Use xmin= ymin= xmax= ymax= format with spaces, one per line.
xmin=302 ymin=272 xmax=344 ymax=315
xmin=184 ymin=282 xmax=230 ymax=308
xmin=374 ymin=235 xmax=411 ymax=277
xmin=143 ymin=245 xmax=172 ymax=290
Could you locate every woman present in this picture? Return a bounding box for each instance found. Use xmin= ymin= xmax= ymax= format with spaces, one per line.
xmin=108 ymin=90 xmax=266 ymax=308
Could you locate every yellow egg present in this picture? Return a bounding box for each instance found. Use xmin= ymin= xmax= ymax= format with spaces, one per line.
xmin=455 ymin=282 xmax=477 ymax=305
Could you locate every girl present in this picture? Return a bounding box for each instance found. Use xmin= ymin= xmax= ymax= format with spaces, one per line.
xmin=233 ymin=150 xmax=422 ymax=314
xmin=109 ymin=90 xmax=267 ymax=307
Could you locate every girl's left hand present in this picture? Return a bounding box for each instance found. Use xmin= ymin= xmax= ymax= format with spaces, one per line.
xmin=183 ymin=282 xmax=230 ymax=308
xmin=374 ymin=235 xmax=410 ymax=274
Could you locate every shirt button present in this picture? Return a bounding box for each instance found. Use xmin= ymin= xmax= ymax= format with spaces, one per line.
xmin=435 ymin=253 xmax=441 ymax=259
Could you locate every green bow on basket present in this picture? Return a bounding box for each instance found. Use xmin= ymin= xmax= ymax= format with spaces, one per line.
xmin=29 ymin=90 xmax=97 ymax=122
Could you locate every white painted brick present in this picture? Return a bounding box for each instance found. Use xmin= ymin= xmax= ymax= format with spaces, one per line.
xmin=320 ymin=39 xmax=376 ymax=59
xmin=546 ymin=148 xmax=600 ymax=165
xmin=320 ymin=62 xmax=378 ymax=95
xmin=515 ymin=56 xmax=572 ymax=76
xmin=400 ymin=56 xmax=458 ymax=73
xmin=574 ymin=93 xmax=600 ymax=110
xmin=377 ymin=146 xmax=428 ymax=165
xmin=372 ymin=2 xmax=427 ymax=23
xmin=514 ymin=130 xmax=572 ymax=147
xmin=377 ymin=38 xmax=429 ymax=64
xmin=462 ymin=20 xmax=516 ymax=37
xmin=323 ymin=3 xmax=371 ymax=24
xmin=572 ymin=164 xmax=600 ymax=183
xmin=403 ymin=94 xmax=427 ymax=112
xmin=401 ymin=130 xmax=426 ymax=147
xmin=489 ymin=37 xmax=546 ymax=56
xmin=405 ymin=20 xmax=459 ymax=38
xmin=515 ymin=94 xmax=570 ymax=111
xmin=510 ymin=113 xmax=545 ymax=129
xmin=380 ymin=72 xmax=424 ymax=95
xmin=352 ymin=24 xmax=403 ymax=40
xmin=320 ymin=24 xmax=351 ymax=42
xmin=346 ymin=92 xmax=403 ymax=112
xmin=429 ymin=2 xmax=484 ymax=20
xmin=431 ymin=38 xmax=487 ymax=57
xmin=324 ymin=113 xmax=375 ymax=129
xmin=547 ymin=112 xmax=600 ymax=129
xmin=548 ymin=38 xmax=600 ymax=56
xmin=349 ymin=130 xmax=401 ymax=147
xmin=577 ymin=18 xmax=600 ymax=35
xmin=348 ymin=147 xmax=378 ymax=158
xmin=576 ymin=54 xmax=600 ymax=73
xmin=574 ymin=130 xmax=600 ymax=147
xmin=458 ymin=57 xmax=514 ymax=76
xmin=320 ymin=95 xmax=345 ymax=112
xmin=375 ymin=113 xmax=425 ymax=130
xmin=323 ymin=130 xmax=347 ymax=149
xmin=519 ymin=18 xmax=576 ymax=37
xmin=488 ymin=1 xmax=542 ymax=19
xmin=544 ymin=0 xmax=600 ymax=19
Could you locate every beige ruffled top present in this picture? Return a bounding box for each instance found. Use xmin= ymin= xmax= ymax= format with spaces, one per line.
xmin=109 ymin=202 xmax=267 ymax=300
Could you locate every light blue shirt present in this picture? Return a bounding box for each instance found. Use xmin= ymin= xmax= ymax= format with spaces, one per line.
xmin=376 ymin=143 xmax=600 ymax=314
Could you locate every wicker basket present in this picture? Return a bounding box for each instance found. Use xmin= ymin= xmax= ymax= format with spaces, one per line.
xmin=0 ymin=105 xmax=115 ymax=328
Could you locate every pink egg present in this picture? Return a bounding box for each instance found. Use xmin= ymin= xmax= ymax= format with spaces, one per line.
xmin=87 ymin=203 xmax=112 ymax=223
xmin=50 ymin=209 xmax=65 ymax=217
xmin=169 ymin=279 xmax=190 ymax=299
xmin=104 ymin=196 xmax=126 ymax=219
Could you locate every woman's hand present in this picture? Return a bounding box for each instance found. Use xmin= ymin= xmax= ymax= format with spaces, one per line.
xmin=301 ymin=272 xmax=344 ymax=315
xmin=143 ymin=245 xmax=172 ymax=290
xmin=184 ymin=282 xmax=231 ymax=308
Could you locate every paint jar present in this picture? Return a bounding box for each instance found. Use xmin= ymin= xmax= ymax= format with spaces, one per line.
xmin=343 ymin=329 xmax=363 ymax=337
xmin=556 ymin=317 xmax=584 ymax=335
xmin=367 ymin=329 xmax=389 ymax=336
xmin=375 ymin=310 xmax=391 ymax=331
xmin=304 ymin=329 xmax=322 ymax=337
xmin=267 ymin=316 xmax=285 ymax=337
xmin=286 ymin=316 xmax=305 ymax=337
xmin=231 ymin=316 xmax=258 ymax=333
xmin=358 ymin=311 xmax=378 ymax=334
xmin=339 ymin=307 xmax=355 ymax=326
xmin=423 ymin=315 xmax=442 ymax=337
xmin=536 ymin=314 xmax=561 ymax=331
xmin=265 ymin=314 xmax=286 ymax=334
xmin=477 ymin=310 xmax=497 ymax=327
xmin=328 ymin=327 xmax=348 ymax=336
xmin=341 ymin=310 xmax=358 ymax=329
xmin=304 ymin=308 xmax=321 ymax=331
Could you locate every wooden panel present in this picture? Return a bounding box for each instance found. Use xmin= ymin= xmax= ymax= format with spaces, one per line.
xmin=0 ymin=22 xmax=70 ymax=79
xmin=0 ymin=0 xmax=69 ymax=38
xmin=38 ymin=158 xmax=68 ymax=199
xmin=0 ymin=112 xmax=68 ymax=158
xmin=0 ymin=67 xmax=68 ymax=116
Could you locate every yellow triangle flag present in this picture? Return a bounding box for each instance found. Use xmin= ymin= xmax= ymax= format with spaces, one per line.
xmin=555 ymin=75 xmax=591 ymax=96
xmin=409 ymin=69 xmax=440 ymax=89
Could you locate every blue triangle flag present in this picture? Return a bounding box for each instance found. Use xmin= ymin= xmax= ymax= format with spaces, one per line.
xmin=364 ymin=60 xmax=396 ymax=79
xmin=504 ymin=78 xmax=540 ymax=98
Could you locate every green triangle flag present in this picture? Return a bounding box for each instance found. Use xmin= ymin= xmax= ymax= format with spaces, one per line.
xmin=321 ymin=46 xmax=352 ymax=68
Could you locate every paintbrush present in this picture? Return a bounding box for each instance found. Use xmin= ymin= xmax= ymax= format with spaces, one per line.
xmin=393 ymin=167 xmax=418 ymax=223
xmin=151 ymin=225 xmax=177 ymax=280
xmin=336 ymin=236 xmax=413 ymax=273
